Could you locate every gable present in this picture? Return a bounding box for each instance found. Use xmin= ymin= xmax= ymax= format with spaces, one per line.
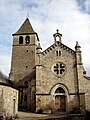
xmin=42 ymin=41 xmax=75 ymax=57
xmin=40 ymin=41 xmax=76 ymax=80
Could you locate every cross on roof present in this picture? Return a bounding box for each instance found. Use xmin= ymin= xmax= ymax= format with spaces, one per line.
xmin=56 ymin=29 xmax=59 ymax=33
xmin=26 ymin=12 xmax=30 ymax=18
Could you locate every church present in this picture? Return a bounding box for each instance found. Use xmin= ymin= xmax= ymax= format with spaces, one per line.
xmin=9 ymin=17 xmax=90 ymax=114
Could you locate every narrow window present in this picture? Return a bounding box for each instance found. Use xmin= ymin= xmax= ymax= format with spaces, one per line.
xmin=25 ymin=36 xmax=30 ymax=44
xmin=56 ymin=36 xmax=59 ymax=41
xmin=59 ymin=51 xmax=61 ymax=56
xmin=56 ymin=50 xmax=61 ymax=56
xmin=24 ymin=94 xmax=27 ymax=101
xmin=56 ymin=51 xmax=58 ymax=56
xmin=19 ymin=36 xmax=23 ymax=44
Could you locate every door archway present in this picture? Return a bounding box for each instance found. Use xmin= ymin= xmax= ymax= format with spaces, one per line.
xmin=50 ymin=84 xmax=69 ymax=112
xmin=55 ymin=87 xmax=66 ymax=112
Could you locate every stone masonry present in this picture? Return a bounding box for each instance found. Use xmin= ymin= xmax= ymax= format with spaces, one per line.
xmin=0 ymin=73 xmax=18 ymax=119
xmin=9 ymin=18 xmax=90 ymax=114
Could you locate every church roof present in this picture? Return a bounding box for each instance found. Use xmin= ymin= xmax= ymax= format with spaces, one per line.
xmin=0 ymin=72 xmax=15 ymax=88
xmin=13 ymin=18 xmax=36 ymax=35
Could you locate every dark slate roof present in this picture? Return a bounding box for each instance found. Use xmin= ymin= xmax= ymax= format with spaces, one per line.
xmin=13 ymin=18 xmax=36 ymax=35
xmin=0 ymin=72 xmax=17 ymax=89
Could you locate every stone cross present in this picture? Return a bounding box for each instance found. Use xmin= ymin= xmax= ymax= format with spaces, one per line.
xmin=56 ymin=29 xmax=59 ymax=33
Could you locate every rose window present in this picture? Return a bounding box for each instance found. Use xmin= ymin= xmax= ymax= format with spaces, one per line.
xmin=52 ymin=62 xmax=66 ymax=77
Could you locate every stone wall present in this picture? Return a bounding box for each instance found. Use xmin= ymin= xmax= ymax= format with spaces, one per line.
xmin=79 ymin=76 xmax=90 ymax=111
xmin=0 ymin=84 xmax=18 ymax=119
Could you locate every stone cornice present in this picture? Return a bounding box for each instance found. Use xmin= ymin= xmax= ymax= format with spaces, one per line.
xmin=42 ymin=41 xmax=75 ymax=56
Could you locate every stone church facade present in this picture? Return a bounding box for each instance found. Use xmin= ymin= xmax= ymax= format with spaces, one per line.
xmin=9 ymin=18 xmax=90 ymax=113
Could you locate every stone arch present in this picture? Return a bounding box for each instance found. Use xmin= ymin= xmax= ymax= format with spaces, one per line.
xmin=50 ymin=83 xmax=69 ymax=112
xmin=55 ymin=87 xmax=65 ymax=93
xmin=50 ymin=83 xmax=69 ymax=95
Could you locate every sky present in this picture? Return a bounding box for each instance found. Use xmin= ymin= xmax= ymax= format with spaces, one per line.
xmin=0 ymin=0 xmax=90 ymax=77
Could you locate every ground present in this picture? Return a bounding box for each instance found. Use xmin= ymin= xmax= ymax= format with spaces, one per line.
xmin=16 ymin=111 xmax=67 ymax=120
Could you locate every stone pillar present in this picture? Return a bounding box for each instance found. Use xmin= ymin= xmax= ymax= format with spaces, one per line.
xmin=75 ymin=41 xmax=83 ymax=111
xmin=75 ymin=41 xmax=83 ymax=79
xmin=36 ymin=65 xmax=42 ymax=112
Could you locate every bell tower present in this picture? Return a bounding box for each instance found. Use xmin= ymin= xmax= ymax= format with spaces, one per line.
xmin=9 ymin=18 xmax=39 ymax=82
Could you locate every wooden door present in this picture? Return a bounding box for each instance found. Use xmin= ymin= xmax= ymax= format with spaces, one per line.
xmin=55 ymin=95 xmax=66 ymax=112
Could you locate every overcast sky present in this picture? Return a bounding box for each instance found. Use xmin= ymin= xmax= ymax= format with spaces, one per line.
xmin=0 ymin=0 xmax=90 ymax=77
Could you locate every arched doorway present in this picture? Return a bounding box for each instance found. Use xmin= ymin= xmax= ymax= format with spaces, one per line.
xmin=55 ymin=87 xmax=66 ymax=112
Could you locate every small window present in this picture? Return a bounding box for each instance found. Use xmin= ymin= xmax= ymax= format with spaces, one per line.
xmin=56 ymin=36 xmax=60 ymax=41
xmin=19 ymin=36 xmax=23 ymax=44
xmin=56 ymin=51 xmax=58 ymax=56
xmin=56 ymin=50 xmax=61 ymax=56
xmin=59 ymin=51 xmax=61 ymax=56
xmin=25 ymin=36 xmax=30 ymax=44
